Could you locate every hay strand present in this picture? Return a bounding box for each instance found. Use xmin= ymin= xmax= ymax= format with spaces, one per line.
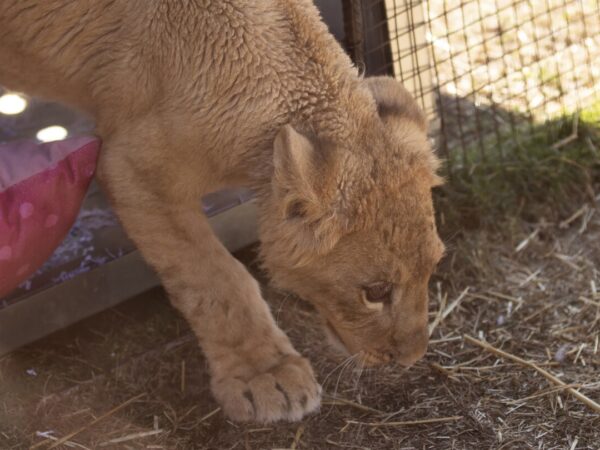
xmin=463 ymin=335 xmax=600 ymax=413
xmin=31 ymin=393 xmax=146 ymax=450
xmin=346 ymin=415 xmax=463 ymax=428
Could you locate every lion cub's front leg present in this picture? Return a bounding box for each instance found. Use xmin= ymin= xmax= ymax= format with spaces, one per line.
xmin=205 ymin=271 xmax=321 ymax=422
xmin=195 ymin=259 xmax=321 ymax=423
xmin=98 ymin=135 xmax=321 ymax=423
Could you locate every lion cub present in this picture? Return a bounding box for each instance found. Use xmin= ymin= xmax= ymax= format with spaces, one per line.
xmin=0 ymin=0 xmax=444 ymax=423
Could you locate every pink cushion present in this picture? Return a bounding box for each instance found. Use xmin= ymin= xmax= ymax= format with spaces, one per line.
xmin=0 ymin=136 xmax=100 ymax=297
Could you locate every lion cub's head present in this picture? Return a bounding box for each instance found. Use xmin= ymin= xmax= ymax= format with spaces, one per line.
xmin=260 ymin=76 xmax=444 ymax=367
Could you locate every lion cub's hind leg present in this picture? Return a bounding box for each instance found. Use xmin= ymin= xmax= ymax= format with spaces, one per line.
xmin=97 ymin=129 xmax=321 ymax=423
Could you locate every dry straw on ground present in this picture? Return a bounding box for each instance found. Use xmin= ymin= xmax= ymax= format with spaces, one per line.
xmin=1 ymin=1 xmax=600 ymax=446
xmin=1 ymin=185 xmax=599 ymax=449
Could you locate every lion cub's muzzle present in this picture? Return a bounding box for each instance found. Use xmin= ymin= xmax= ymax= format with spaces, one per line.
xmin=391 ymin=326 xmax=429 ymax=367
xmin=325 ymin=320 xmax=429 ymax=368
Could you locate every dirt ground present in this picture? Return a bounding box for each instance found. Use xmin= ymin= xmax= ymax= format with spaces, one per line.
xmin=1 ymin=192 xmax=599 ymax=449
xmin=2 ymin=1 xmax=599 ymax=447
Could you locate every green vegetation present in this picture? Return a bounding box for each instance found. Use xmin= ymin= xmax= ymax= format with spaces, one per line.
xmin=436 ymin=99 xmax=600 ymax=232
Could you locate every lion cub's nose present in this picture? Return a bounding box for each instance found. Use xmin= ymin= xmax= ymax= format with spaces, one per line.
xmin=393 ymin=327 xmax=429 ymax=367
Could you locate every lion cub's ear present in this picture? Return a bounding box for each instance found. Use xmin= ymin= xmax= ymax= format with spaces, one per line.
xmin=273 ymin=124 xmax=324 ymax=220
xmin=365 ymin=76 xmax=428 ymax=132
xmin=272 ymin=125 xmax=342 ymax=255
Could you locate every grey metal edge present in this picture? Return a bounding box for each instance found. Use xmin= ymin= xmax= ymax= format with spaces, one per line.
xmin=0 ymin=200 xmax=258 ymax=356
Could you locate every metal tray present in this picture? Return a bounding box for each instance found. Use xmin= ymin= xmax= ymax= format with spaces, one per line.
xmin=0 ymin=185 xmax=257 ymax=355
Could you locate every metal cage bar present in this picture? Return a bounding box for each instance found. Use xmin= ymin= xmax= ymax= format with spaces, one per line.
xmin=353 ymin=0 xmax=600 ymax=167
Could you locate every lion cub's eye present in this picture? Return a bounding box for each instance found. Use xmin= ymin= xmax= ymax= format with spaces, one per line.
xmin=363 ymin=282 xmax=393 ymax=306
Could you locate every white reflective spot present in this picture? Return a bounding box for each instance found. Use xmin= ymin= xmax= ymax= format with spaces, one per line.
xmin=36 ymin=125 xmax=68 ymax=142
xmin=0 ymin=93 xmax=27 ymax=115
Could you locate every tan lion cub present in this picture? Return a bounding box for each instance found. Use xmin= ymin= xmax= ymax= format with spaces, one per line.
xmin=0 ymin=0 xmax=444 ymax=423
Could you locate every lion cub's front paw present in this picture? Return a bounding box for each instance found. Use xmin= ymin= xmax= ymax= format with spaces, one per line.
xmin=211 ymin=353 xmax=321 ymax=423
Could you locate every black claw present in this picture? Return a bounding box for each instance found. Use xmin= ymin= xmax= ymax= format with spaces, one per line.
xmin=300 ymin=394 xmax=308 ymax=409
xmin=275 ymin=382 xmax=292 ymax=411
xmin=243 ymin=389 xmax=256 ymax=414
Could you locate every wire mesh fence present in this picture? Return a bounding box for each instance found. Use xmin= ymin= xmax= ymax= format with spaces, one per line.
xmin=2 ymin=1 xmax=598 ymax=170
xmin=352 ymin=0 xmax=600 ymax=169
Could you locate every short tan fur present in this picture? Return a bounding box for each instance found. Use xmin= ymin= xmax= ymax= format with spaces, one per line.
xmin=0 ymin=0 xmax=443 ymax=423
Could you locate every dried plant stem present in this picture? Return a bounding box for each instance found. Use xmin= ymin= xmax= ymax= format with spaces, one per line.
xmin=290 ymin=424 xmax=305 ymax=450
xmin=464 ymin=335 xmax=600 ymax=413
xmin=429 ymin=287 xmax=470 ymax=337
xmin=551 ymin=113 xmax=579 ymax=150
xmin=99 ymin=429 xmax=163 ymax=447
xmin=322 ymin=396 xmax=384 ymax=414
xmin=347 ymin=415 xmax=463 ymax=427
xmin=31 ymin=393 xmax=146 ymax=450
xmin=198 ymin=407 xmax=221 ymax=423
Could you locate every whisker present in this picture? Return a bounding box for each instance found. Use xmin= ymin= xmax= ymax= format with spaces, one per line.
xmin=352 ymin=357 xmax=365 ymax=393
xmin=330 ymin=353 xmax=359 ymax=400
xmin=274 ymin=293 xmax=292 ymax=325
xmin=321 ymin=353 xmax=356 ymax=390
xmin=321 ymin=353 xmax=360 ymax=419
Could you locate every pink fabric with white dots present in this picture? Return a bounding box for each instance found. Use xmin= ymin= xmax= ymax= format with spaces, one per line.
xmin=0 ymin=136 xmax=100 ymax=297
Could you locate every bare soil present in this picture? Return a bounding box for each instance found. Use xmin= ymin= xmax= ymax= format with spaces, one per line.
xmin=1 ymin=2 xmax=599 ymax=448
xmin=1 ymin=196 xmax=599 ymax=449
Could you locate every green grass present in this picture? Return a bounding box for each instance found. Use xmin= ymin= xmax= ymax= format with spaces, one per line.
xmin=537 ymin=67 xmax=563 ymax=92
xmin=436 ymin=99 xmax=600 ymax=232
